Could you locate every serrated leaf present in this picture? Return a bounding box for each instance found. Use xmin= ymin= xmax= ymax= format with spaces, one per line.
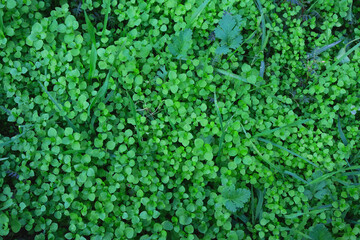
xmin=222 ymin=185 xmax=251 ymax=212
xmin=314 ymin=189 xmax=329 ymax=200
xmin=308 ymin=224 xmax=334 ymax=240
xmin=168 ymin=28 xmax=193 ymax=60
xmin=215 ymin=13 xmax=243 ymax=54
xmin=215 ymin=45 xmax=230 ymax=55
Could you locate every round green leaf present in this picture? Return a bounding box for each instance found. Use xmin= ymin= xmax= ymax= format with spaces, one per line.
xmin=163 ymin=221 xmax=173 ymax=231
xmin=48 ymin=128 xmax=57 ymax=137
xmin=32 ymin=23 xmax=43 ymax=33
xmin=7 ymin=217 xmax=17 ymax=233
xmin=125 ymin=227 xmax=134 ymax=238
xmin=7 ymin=0 xmax=16 ymax=9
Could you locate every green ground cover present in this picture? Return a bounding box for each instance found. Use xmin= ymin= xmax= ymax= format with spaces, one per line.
xmin=1 ymin=0 xmax=360 ymax=239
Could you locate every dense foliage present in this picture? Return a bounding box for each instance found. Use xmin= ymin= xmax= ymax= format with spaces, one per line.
xmin=1 ymin=0 xmax=360 ymax=239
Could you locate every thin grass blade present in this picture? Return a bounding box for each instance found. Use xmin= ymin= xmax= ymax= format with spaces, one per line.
xmin=337 ymin=115 xmax=348 ymax=146
xmin=259 ymin=60 xmax=265 ymax=78
xmin=88 ymin=69 xmax=113 ymax=132
xmin=83 ymin=7 xmax=96 ymax=45
xmin=227 ymin=29 xmax=257 ymax=61
xmin=37 ymin=80 xmax=63 ymax=111
xmin=251 ymin=187 xmax=255 ymax=224
xmin=307 ymin=39 xmax=342 ymax=59
xmin=0 ymin=128 xmax=30 ymax=148
xmin=88 ymin=44 xmax=98 ymax=81
xmin=307 ymin=165 xmax=360 ymax=186
xmin=280 ymin=227 xmax=312 ymax=239
xmin=308 ymin=38 xmax=360 ymax=89
xmin=104 ymin=90 xmax=114 ymax=104
xmin=284 ymin=170 xmax=308 ymax=184
xmin=0 ymin=106 xmax=11 ymax=115
xmin=37 ymin=79 xmax=78 ymax=132
xmin=101 ymin=0 xmax=111 ymax=38
xmin=254 ymin=119 xmax=311 ymax=138
xmin=255 ymin=0 xmax=266 ymax=50
xmin=0 ymin=157 xmax=8 ymax=161
xmin=258 ymin=137 xmax=320 ymax=168
xmin=239 ymin=123 xmax=281 ymax=172
xmin=255 ymin=188 xmax=265 ymax=222
xmin=0 ymin=9 xmax=5 ymax=39
xmin=284 ymin=208 xmax=329 ymax=219
xmin=186 ymin=0 xmax=210 ymax=29
xmin=341 ymin=171 xmax=360 ymax=176
xmin=215 ymin=68 xmax=255 ymax=86
xmin=127 ymin=91 xmax=142 ymax=143
xmin=0 ymin=10 xmax=4 ymax=31
xmin=214 ymin=90 xmax=225 ymax=158
xmin=249 ymin=139 xmax=282 ymax=173
xmin=62 ymin=149 xmax=86 ymax=155
xmin=88 ymin=68 xmax=113 ymax=116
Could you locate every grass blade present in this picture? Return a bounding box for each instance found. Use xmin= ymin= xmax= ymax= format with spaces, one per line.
xmin=0 ymin=9 xmax=5 ymax=39
xmin=280 ymin=227 xmax=312 ymax=239
xmin=0 ymin=125 xmax=32 ymax=148
xmin=253 ymin=119 xmax=311 ymax=138
xmin=0 ymin=134 xmax=25 ymax=148
xmin=83 ymin=4 xmax=96 ymax=45
xmin=337 ymin=115 xmax=348 ymax=146
xmin=284 ymin=170 xmax=308 ymax=184
xmin=258 ymin=137 xmax=320 ymax=169
xmin=0 ymin=9 xmax=4 ymax=31
xmin=249 ymin=139 xmax=282 ymax=172
xmin=255 ymin=0 xmax=266 ymax=50
xmin=37 ymin=80 xmax=63 ymax=111
xmin=341 ymin=171 xmax=360 ymax=176
xmin=37 ymin=78 xmax=78 ymax=132
xmin=127 ymin=91 xmax=142 ymax=144
xmin=88 ymin=44 xmax=98 ymax=81
xmin=88 ymin=68 xmax=113 ymax=116
xmin=214 ymin=90 xmax=225 ymax=158
xmin=239 ymin=123 xmax=282 ymax=172
xmin=284 ymin=208 xmax=329 ymax=219
xmin=0 ymin=105 xmax=11 ymax=115
xmin=307 ymin=39 xmax=343 ymax=59
xmin=307 ymin=38 xmax=360 ymax=89
xmin=61 ymin=149 xmax=86 ymax=155
xmin=215 ymin=68 xmax=256 ymax=86
xmin=227 ymin=29 xmax=257 ymax=61
xmin=306 ymin=165 xmax=360 ymax=186
xmin=101 ymin=0 xmax=111 ymax=38
xmin=185 ymin=0 xmax=210 ymax=28
xmin=251 ymin=186 xmax=255 ymax=224
xmin=0 ymin=157 xmax=9 ymax=161
xmin=259 ymin=60 xmax=265 ymax=78
xmin=82 ymin=2 xmax=98 ymax=80
xmin=255 ymin=188 xmax=265 ymax=222
xmin=88 ymin=68 xmax=113 ymax=132
xmin=104 ymin=90 xmax=114 ymax=104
